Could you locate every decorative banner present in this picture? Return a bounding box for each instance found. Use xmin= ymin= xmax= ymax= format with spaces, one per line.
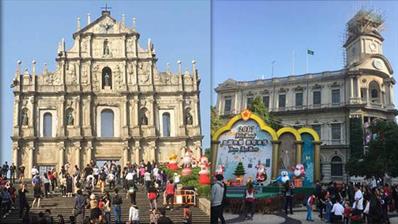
xmin=216 ymin=119 xmax=272 ymax=185
xmin=302 ymin=133 xmax=314 ymax=186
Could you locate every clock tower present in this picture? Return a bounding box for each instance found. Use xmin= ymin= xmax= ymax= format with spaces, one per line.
xmin=344 ymin=10 xmax=385 ymax=69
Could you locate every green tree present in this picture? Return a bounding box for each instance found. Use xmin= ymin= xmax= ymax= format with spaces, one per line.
xmin=346 ymin=120 xmax=398 ymax=178
xmin=249 ymin=96 xmax=282 ymax=130
xmin=211 ymin=106 xmax=224 ymax=135
xmin=234 ymin=162 xmax=246 ymax=176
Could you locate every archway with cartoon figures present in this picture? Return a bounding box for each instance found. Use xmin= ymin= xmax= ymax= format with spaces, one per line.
xmin=211 ymin=109 xmax=321 ymax=187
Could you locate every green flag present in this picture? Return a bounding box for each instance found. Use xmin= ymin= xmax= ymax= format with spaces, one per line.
xmin=307 ymin=49 xmax=314 ymax=55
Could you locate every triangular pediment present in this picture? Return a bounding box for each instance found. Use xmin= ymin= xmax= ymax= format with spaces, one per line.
xmin=73 ymin=12 xmax=134 ymax=38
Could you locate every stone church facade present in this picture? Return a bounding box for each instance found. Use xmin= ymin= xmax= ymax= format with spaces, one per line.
xmin=11 ymin=10 xmax=202 ymax=175
xmin=215 ymin=10 xmax=396 ymax=183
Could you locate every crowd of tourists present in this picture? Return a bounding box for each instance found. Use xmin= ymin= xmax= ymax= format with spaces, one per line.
xmin=0 ymin=160 xmax=194 ymax=224
xmin=211 ymin=172 xmax=398 ymax=224
xmin=283 ymin=179 xmax=397 ymax=223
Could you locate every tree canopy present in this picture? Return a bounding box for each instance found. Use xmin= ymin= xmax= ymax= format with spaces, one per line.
xmin=346 ymin=119 xmax=398 ymax=178
xmin=249 ymin=96 xmax=282 ymax=130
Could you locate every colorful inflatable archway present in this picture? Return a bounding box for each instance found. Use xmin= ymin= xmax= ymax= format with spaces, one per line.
xmin=211 ymin=109 xmax=321 ymax=186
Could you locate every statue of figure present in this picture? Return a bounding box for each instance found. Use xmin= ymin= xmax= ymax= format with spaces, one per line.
xmin=185 ymin=112 xmax=193 ymax=125
xmin=140 ymin=110 xmax=148 ymax=125
xmin=21 ymin=110 xmax=28 ymax=126
xmin=66 ymin=110 xmax=74 ymax=126
xmin=104 ymin=72 xmax=111 ymax=87
xmin=103 ymin=39 xmax=110 ymax=55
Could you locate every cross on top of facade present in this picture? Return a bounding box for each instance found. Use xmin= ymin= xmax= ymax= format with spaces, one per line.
xmin=101 ymin=3 xmax=112 ymax=12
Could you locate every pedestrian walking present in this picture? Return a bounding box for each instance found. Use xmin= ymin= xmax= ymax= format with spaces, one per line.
xmin=306 ymin=193 xmax=316 ymax=222
xmin=128 ymin=204 xmax=140 ymax=224
xmin=211 ymin=174 xmax=226 ymax=224
xmin=112 ymin=188 xmax=123 ymax=224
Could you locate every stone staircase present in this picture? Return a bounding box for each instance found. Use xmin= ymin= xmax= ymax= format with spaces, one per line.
xmin=1 ymin=183 xmax=209 ymax=223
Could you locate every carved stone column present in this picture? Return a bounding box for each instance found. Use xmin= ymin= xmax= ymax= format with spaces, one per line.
xmin=28 ymin=146 xmax=34 ymax=177
xmin=135 ymin=146 xmax=141 ymax=164
xmin=123 ymin=146 xmax=129 ymax=166
xmin=58 ymin=145 xmax=65 ymax=171
xmin=86 ymin=146 xmax=93 ymax=165
xmin=75 ymin=146 xmax=81 ymax=168
xmin=12 ymin=146 xmax=19 ymax=169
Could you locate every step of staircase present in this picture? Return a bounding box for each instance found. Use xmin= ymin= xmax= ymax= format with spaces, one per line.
xmin=1 ymin=183 xmax=210 ymax=223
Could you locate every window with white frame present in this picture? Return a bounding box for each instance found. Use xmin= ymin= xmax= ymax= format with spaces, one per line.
xmin=331 ymin=123 xmax=341 ymax=144
xmin=101 ymin=109 xmax=114 ymax=137
xmin=43 ymin=112 xmax=53 ymax=137
xmin=224 ymin=96 xmax=232 ymax=114
xmin=278 ymin=94 xmax=286 ymax=108
xmin=296 ymin=92 xmax=303 ymax=107
xmin=332 ymin=89 xmax=340 ymax=105
xmin=162 ymin=112 xmax=171 ymax=137
xmin=262 ymin=95 xmax=269 ymax=109
xmin=331 ymin=156 xmax=343 ymax=177
xmin=313 ymin=90 xmax=321 ymax=105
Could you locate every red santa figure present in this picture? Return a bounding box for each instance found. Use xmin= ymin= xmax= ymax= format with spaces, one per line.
xmin=198 ymin=156 xmax=210 ymax=185
xmin=293 ymin=164 xmax=305 ymax=187
xmin=256 ymin=163 xmax=267 ymax=185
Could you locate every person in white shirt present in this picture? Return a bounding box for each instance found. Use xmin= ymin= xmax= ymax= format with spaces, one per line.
xmin=31 ymin=166 xmax=39 ymax=178
xmin=128 ymin=204 xmax=139 ymax=224
xmin=353 ymin=184 xmax=364 ymax=212
xmin=93 ymin=166 xmax=99 ymax=186
xmin=331 ymin=199 xmax=344 ymax=222
xmin=86 ymin=174 xmax=95 ymax=189
xmin=152 ymin=165 xmax=159 ymax=179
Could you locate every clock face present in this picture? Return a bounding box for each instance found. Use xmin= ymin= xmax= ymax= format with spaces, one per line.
xmin=372 ymin=59 xmax=383 ymax=70
xmin=369 ymin=42 xmax=377 ymax=52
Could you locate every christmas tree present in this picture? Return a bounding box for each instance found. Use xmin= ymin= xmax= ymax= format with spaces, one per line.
xmin=234 ymin=162 xmax=246 ymax=176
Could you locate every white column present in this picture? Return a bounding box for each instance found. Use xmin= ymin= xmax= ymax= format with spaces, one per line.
xmin=59 ymin=146 xmax=65 ymax=170
xmin=366 ymin=88 xmax=370 ymax=106
xmin=357 ymin=77 xmax=361 ymax=98
xmin=13 ymin=147 xmax=19 ymax=168
xmin=350 ymin=77 xmax=354 ymax=98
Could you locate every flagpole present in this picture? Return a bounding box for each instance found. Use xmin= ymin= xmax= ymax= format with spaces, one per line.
xmin=292 ymin=50 xmax=295 ymax=75
xmin=306 ymin=51 xmax=309 ymax=74
xmin=271 ymin=61 xmax=275 ymax=78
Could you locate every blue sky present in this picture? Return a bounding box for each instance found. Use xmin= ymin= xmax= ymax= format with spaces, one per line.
xmin=1 ymin=0 xmax=211 ymax=163
xmin=212 ymin=1 xmax=398 ymax=105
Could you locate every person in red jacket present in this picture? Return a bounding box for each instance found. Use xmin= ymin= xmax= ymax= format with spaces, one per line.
xmin=165 ymin=179 xmax=176 ymax=210
xmin=306 ymin=193 xmax=316 ymax=222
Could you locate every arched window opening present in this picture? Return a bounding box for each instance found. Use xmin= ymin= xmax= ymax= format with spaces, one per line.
xmin=65 ymin=108 xmax=74 ymax=126
xmin=139 ymin=108 xmax=148 ymax=125
xmin=21 ymin=108 xmax=29 ymax=126
xmin=369 ymin=81 xmax=380 ymax=102
xmin=331 ymin=156 xmax=343 ymax=177
xmin=162 ymin=112 xmax=171 ymax=137
xmin=43 ymin=113 xmax=53 ymax=137
xmin=102 ymin=67 xmax=112 ymax=89
xmin=371 ymin=89 xmax=378 ymax=98
xmin=101 ymin=109 xmax=114 ymax=137
xmin=185 ymin=108 xmax=193 ymax=125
